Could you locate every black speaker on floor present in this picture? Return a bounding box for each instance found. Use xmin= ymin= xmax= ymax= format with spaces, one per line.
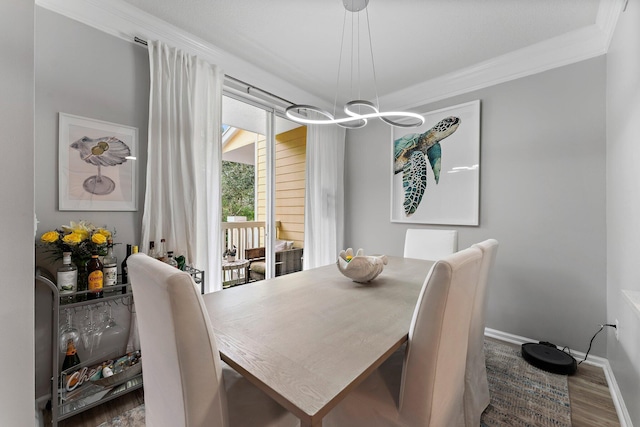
xmin=521 ymin=341 xmax=577 ymax=375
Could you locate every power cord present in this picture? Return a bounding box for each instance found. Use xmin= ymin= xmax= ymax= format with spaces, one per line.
xmin=578 ymin=323 xmax=616 ymax=365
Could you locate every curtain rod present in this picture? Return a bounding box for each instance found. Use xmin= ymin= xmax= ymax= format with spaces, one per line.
xmin=133 ymin=37 xmax=294 ymax=106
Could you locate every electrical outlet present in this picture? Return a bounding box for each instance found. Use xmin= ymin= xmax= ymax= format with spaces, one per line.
xmin=615 ymin=319 xmax=619 ymax=341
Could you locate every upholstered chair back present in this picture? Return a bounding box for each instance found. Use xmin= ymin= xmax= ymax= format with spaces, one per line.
xmin=463 ymin=239 xmax=499 ymax=426
xmin=403 ymin=228 xmax=458 ymax=261
xmin=128 ymin=253 xmax=229 ymax=427
xmin=399 ymin=246 xmax=483 ymax=426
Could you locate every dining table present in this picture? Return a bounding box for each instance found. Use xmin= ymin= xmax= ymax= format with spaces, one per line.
xmin=202 ymin=255 xmax=434 ymax=427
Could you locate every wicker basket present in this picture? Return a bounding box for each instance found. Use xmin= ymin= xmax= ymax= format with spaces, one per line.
xmin=91 ymin=363 xmax=142 ymax=388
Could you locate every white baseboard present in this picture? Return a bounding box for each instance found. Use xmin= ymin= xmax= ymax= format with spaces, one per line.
xmin=485 ymin=327 xmax=633 ymax=427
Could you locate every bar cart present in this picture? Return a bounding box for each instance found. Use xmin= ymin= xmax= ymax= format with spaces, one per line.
xmin=35 ymin=267 xmax=143 ymax=426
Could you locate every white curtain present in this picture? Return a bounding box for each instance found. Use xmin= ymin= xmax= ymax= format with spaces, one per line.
xmin=303 ymin=124 xmax=346 ymax=269
xmin=141 ymin=40 xmax=223 ymax=292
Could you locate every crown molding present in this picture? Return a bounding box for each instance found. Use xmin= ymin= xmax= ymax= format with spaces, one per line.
xmin=35 ymin=0 xmax=328 ymax=110
xmin=36 ymin=0 xmax=624 ymax=113
xmin=596 ymin=0 xmax=626 ymax=51
xmin=380 ymin=25 xmax=606 ymax=110
xmin=381 ymin=0 xmax=625 ymax=111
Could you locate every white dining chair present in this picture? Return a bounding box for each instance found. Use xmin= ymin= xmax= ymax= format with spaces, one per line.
xmin=403 ymin=228 xmax=458 ymax=261
xmin=323 ymin=246 xmax=483 ymax=427
xmin=128 ymin=253 xmax=299 ymax=427
xmin=463 ymin=239 xmax=499 ymax=426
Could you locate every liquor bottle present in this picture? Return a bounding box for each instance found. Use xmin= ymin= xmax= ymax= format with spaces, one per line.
xmin=87 ymin=252 xmax=104 ymax=300
xmin=122 ymin=245 xmax=138 ymax=294
xmin=57 ymin=252 xmax=77 ymax=304
xmin=148 ymin=241 xmax=157 ymax=259
xmin=121 ymin=244 xmax=132 ymax=286
xmin=103 ymin=239 xmax=118 ymax=288
xmin=165 ymin=251 xmax=178 ymax=268
xmin=62 ymin=339 xmax=81 ymax=372
xmin=158 ymin=238 xmax=168 ymax=262
xmin=76 ymin=259 xmax=88 ymax=302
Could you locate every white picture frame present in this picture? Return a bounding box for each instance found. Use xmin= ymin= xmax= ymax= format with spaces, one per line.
xmin=59 ymin=113 xmax=138 ymax=211
xmin=390 ymin=100 xmax=480 ymax=225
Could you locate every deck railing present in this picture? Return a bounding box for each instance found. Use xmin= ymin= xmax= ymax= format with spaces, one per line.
xmin=221 ymin=220 xmax=281 ymax=260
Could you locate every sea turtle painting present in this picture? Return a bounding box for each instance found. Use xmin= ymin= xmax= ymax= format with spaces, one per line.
xmin=393 ymin=116 xmax=460 ymax=216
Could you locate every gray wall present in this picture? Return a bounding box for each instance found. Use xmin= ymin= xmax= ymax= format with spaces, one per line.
xmin=35 ymin=7 xmax=149 ymax=254
xmin=606 ymin=1 xmax=640 ymax=424
xmin=345 ymin=57 xmax=607 ymax=356
xmin=34 ymin=7 xmax=149 ymax=400
xmin=0 ymin=1 xmax=35 ymax=425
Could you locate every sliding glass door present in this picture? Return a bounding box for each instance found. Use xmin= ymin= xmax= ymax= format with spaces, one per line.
xmin=220 ymin=95 xmax=305 ymax=287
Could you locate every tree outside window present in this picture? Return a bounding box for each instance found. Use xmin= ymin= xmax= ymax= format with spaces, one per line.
xmin=221 ymin=160 xmax=254 ymax=221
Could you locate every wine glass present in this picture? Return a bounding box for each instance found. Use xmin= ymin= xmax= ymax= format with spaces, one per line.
xmin=79 ymin=306 xmax=95 ymax=354
xmin=101 ymin=304 xmax=125 ymax=344
xmin=105 ymin=305 xmax=124 ymax=333
xmin=59 ymin=309 xmax=80 ymax=353
xmin=92 ymin=307 xmax=110 ymax=349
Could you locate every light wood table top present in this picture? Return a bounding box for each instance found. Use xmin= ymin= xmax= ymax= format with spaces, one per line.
xmin=202 ymin=256 xmax=433 ymax=426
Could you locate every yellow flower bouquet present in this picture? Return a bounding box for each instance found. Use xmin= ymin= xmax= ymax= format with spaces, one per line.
xmin=39 ymin=220 xmax=114 ymax=261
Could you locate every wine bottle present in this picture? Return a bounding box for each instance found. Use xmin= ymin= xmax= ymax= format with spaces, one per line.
xmin=76 ymin=259 xmax=88 ymax=302
xmin=121 ymin=244 xmax=132 ymax=284
xmin=87 ymin=252 xmax=104 ymax=300
xmin=121 ymin=244 xmax=132 ymax=293
xmin=62 ymin=339 xmax=81 ymax=372
xmin=57 ymin=252 xmax=77 ymax=304
xmin=123 ymin=245 xmax=139 ymax=293
xmin=103 ymin=239 xmax=118 ymax=288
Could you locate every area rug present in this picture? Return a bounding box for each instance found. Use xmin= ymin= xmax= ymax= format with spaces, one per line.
xmin=97 ymin=404 xmax=145 ymax=427
xmin=99 ymin=340 xmax=571 ymax=427
xmin=481 ymin=340 xmax=572 ymax=427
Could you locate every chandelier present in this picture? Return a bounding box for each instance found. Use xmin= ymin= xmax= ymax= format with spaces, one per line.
xmin=285 ymin=0 xmax=425 ymax=129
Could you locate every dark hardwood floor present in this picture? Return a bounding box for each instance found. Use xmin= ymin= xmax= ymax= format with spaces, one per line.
xmin=47 ymin=339 xmax=621 ymax=426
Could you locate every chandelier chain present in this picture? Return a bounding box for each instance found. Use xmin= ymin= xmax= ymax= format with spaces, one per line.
xmin=333 ymin=9 xmax=348 ymax=118
xmin=355 ymin=10 xmax=361 ymax=102
xmin=365 ymin=6 xmax=380 ymax=111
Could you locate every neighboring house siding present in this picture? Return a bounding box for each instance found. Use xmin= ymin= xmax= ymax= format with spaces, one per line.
xmin=275 ymin=126 xmax=306 ymax=247
xmin=257 ymin=126 xmax=306 ymax=248
xmin=224 ymin=129 xmax=258 ymax=152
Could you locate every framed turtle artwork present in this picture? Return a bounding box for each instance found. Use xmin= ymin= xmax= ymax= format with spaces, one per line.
xmin=390 ymin=100 xmax=480 ymax=225
xmin=59 ymin=113 xmax=138 ymax=211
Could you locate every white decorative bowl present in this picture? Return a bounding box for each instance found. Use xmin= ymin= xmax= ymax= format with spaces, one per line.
xmin=336 ymin=248 xmax=388 ymax=283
